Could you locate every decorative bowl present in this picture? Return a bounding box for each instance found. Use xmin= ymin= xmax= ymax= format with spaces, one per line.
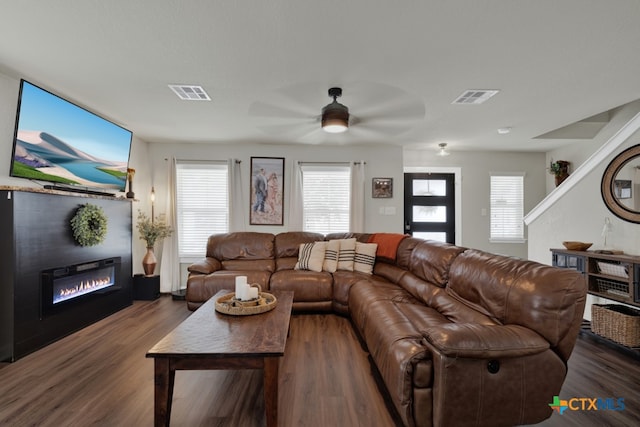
xmin=215 ymin=292 xmax=277 ymax=315
xmin=562 ymin=241 xmax=593 ymax=251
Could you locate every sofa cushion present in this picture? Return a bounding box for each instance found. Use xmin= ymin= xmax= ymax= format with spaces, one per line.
xmin=207 ymin=232 xmax=275 ymax=260
xmin=295 ymin=241 xmax=327 ymax=272
xmin=270 ymin=270 xmax=333 ymax=302
xmin=274 ymin=231 xmax=325 ymax=258
xmin=350 ymin=279 xmax=419 ymax=338
xmin=354 ymin=242 xmax=377 ymax=274
xmin=372 ymin=262 xmax=408 ymax=284
xmin=221 ymin=259 xmax=275 ymax=272
xmin=332 ymin=271 xmax=372 ymax=309
xmin=394 ymin=237 xmax=424 ymax=269
xmin=409 ymin=240 xmax=466 ymax=287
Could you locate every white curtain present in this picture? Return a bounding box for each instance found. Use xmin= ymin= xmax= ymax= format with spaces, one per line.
xmin=350 ymin=161 xmax=366 ymax=232
xmin=228 ymin=158 xmax=246 ymax=231
xmin=288 ymin=160 xmax=304 ymax=230
xmin=160 ymin=157 xmax=180 ymax=293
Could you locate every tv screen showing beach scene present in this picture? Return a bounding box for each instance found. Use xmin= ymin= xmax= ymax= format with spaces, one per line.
xmin=10 ymin=80 xmax=132 ymax=192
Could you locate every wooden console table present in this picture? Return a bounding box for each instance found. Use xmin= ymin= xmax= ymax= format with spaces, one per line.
xmin=552 ymin=249 xmax=640 ymax=357
xmin=551 ymin=249 xmax=639 ymax=308
xmin=146 ymin=290 xmax=293 ymax=427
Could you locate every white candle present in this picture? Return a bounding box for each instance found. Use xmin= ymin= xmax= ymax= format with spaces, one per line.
xmin=247 ymin=286 xmax=259 ymax=300
xmin=235 ymin=276 xmax=247 ymax=299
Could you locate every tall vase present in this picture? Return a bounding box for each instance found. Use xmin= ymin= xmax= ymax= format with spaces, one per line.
xmin=126 ymin=177 xmax=135 ymax=199
xmin=142 ymin=246 xmax=157 ymax=276
xmin=126 ymin=169 xmax=135 ymax=199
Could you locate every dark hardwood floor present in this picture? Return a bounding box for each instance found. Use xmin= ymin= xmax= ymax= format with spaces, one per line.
xmin=0 ymin=296 xmax=637 ymax=426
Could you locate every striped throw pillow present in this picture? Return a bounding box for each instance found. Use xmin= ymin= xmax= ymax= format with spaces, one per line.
xmin=323 ymin=239 xmax=340 ymax=273
xmin=354 ymin=242 xmax=378 ymax=274
xmin=336 ymin=238 xmax=357 ymax=271
xmin=295 ymin=241 xmax=327 ymax=272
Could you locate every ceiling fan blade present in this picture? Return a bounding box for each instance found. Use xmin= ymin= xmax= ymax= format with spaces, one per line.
xmin=299 ymin=128 xmax=337 ymax=145
xmin=352 ymin=119 xmax=417 ymax=136
xmin=276 ymin=82 xmax=327 ymax=111
xmin=256 ymin=121 xmax=318 ymax=139
xmin=248 ymin=101 xmax=312 ymax=120
xmin=357 ymin=102 xmax=426 ymax=122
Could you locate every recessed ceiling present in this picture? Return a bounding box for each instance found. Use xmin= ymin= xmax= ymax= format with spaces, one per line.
xmin=1 ymin=1 xmax=640 ymax=152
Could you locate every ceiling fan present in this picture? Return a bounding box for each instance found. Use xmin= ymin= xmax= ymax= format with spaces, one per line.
xmin=248 ymin=81 xmax=426 ymax=144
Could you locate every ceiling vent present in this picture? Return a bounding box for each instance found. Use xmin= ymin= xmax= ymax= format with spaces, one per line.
xmin=452 ymin=89 xmax=499 ymax=105
xmin=168 ymin=84 xmax=211 ymax=101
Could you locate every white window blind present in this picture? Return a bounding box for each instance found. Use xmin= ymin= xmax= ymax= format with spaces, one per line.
xmin=301 ymin=164 xmax=351 ymax=234
xmin=490 ymin=173 xmax=524 ymax=242
xmin=176 ymin=161 xmax=228 ymax=258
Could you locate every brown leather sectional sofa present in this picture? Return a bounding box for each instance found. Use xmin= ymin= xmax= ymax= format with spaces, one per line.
xmin=186 ymin=231 xmax=586 ymax=427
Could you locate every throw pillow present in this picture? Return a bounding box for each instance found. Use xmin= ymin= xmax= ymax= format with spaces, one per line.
xmin=335 ymin=238 xmax=357 ymax=271
xmin=295 ymin=241 xmax=327 ymax=272
xmin=354 ymin=242 xmax=378 ymax=274
xmin=323 ymin=239 xmax=340 ymax=273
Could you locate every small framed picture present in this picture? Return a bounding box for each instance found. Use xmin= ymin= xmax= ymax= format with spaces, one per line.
xmin=250 ymin=157 xmax=285 ymax=225
xmin=614 ymin=179 xmax=632 ymax=199
xmin=372 ymin=177 xmax=393 ymax=198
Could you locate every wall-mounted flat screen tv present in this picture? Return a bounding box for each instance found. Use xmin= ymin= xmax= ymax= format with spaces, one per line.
xmin=9 ymin=80 xmax=133 ymax=192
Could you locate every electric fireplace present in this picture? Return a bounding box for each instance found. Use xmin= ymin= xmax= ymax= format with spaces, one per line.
xmin=41 ymin=257 xmax=121 ymax=316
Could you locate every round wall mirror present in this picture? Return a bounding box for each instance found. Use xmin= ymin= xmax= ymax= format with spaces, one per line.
xmin=601 ymin=144 xmax=640 ymax=223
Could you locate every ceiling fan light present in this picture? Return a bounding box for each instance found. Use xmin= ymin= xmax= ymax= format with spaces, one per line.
xmin=321 ymin=102 xmax=349 ymax=133
xmin=323 ymin=122 xmax=348 ymax=133
xmin=321 ymin=88 xmax=349 ymax=133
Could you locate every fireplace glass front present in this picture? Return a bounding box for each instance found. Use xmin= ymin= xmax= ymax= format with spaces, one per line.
xmin=41 ymin=257 xmax=121 ymax=316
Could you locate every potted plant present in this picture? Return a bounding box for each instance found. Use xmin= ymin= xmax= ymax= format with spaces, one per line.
xmin=136 ymin=210 xmax=173 ymax=276
xmin=549 ymin=160 xmax=570 ymax=186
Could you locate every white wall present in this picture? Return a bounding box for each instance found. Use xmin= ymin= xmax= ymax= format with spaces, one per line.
xmin=144 ymin=142 xmax=405 ymax=235
xmin=529 ymin=101 xmax=640 ymax=319
xmin=531 ymin=101 xmax=640 ymax=264
xmin=0 ymin=72 xmax=22 ymax=185
xmin=403 ymin=148 xmax=547 ymax=259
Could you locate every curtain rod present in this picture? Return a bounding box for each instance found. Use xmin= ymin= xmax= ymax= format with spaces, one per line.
xmin=297 ymin=161 xmax=366 ymax=165
xmin=167 ymin=158 xmax=240 ymax=164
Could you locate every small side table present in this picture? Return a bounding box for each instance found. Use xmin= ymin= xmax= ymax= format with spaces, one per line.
xmin=133 ymin=274 xmax=160 ymax=300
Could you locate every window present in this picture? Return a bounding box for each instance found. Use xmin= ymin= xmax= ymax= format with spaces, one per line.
xmin=301 ymin=164 xmax=351 ymax=233
xmin=490 ymin=173 xmax=524 ymax=242
xmin=176 ymin=161 xmax=228 ymax=258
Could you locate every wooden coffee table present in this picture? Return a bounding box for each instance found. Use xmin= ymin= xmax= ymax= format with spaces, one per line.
xmin=146 ymin=290 xmax=294 ymax=427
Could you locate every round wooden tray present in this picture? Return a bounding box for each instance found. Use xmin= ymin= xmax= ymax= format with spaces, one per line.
xmin=214 ymin=292 xmax=277 ymax=316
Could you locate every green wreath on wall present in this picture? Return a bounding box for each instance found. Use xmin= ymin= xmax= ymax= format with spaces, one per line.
xmin=70 ymin=203 xmax=108 ymax=246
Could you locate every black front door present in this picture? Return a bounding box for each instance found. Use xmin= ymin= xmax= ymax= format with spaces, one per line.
xmin=404 ymin=173 xmax=455 ymax=243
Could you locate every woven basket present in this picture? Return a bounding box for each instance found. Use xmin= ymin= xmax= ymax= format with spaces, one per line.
xmin=215 ymin=292 xmax=277 ymax=316
xmin=591 ymin=304 xmax=640 ymax=347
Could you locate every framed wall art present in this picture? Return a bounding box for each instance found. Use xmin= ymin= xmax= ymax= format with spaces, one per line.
xmin=250 ymin=157 xmax=285 ymax=225
xmin=372 ymin=177 xmax=393 ymax=198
